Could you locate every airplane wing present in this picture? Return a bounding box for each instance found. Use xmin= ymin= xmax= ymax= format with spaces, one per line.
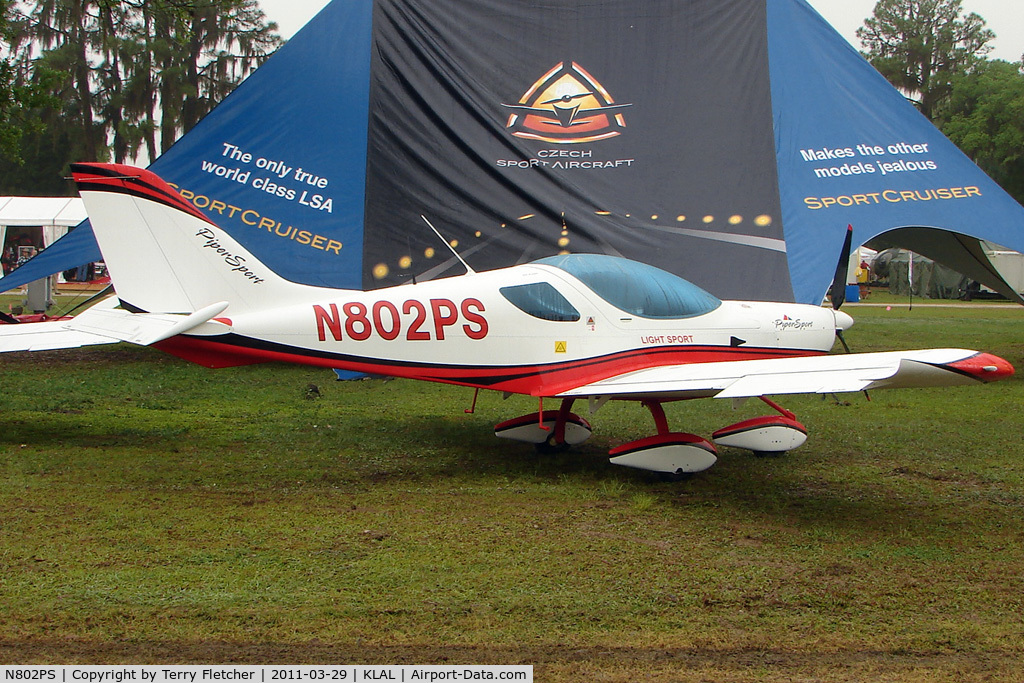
xmin=0 ymin=299 xmax=230 ymax=352
xmin=557 ymin=349 xmax=1013 ymax=401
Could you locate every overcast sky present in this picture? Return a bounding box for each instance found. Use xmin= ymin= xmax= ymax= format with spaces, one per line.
xmin=258 ymin=0 xmax=1023 ymax=63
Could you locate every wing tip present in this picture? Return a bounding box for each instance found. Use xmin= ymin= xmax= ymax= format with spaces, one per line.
xmin=942 ymin=352 xmax=1015 ymax=383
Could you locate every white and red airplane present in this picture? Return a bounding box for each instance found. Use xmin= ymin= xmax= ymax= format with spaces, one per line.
xmin=0 ymin=163 xmax=1014 ymax=476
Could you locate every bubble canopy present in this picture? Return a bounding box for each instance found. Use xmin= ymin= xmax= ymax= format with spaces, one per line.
xmin=536 ymin=254 xmax=723 ymax=319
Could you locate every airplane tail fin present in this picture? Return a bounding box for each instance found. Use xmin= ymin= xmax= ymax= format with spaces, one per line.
xmin=71 ymin=162 xmax=307 ymax=314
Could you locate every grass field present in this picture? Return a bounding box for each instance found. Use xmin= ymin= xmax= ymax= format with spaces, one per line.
xmin=0 ymin=303 xmax=1022 ymax=680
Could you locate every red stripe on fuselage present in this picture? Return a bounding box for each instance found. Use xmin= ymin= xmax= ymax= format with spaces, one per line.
xmin=155 ymin=334 xmax=825 ymax=397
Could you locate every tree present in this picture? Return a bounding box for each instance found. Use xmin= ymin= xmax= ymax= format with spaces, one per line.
xmin=0 ymin=111 xmax=79 ymax=194
xmin=0 ymin=0 xmax=60 ymax=166
xmin=23 ymin=0 xmax=108 ymax=160
xmin=941 ymin=59 xmax=1024 ymax=204
xmin=0 ymin=60 xmax=55 ymax=165
xmin=4 ymin=0 xmax=281 ymax=174
xmin=857 ymin=0 xmax=994 ymax=120
xmin=151 ymin=0 xmax=282 ymax=155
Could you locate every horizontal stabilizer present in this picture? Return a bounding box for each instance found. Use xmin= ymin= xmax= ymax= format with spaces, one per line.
xmin=0 ymin=299 xmax=231 ymax=354
xmin=66 ymin=300 xmax=230 ymax=345
xmin=0 ymin=319 xmax=121 ymax=352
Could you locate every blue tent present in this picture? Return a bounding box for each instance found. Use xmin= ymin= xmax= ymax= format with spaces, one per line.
xmin=7 ymin=0 xmax=1023 ymax=303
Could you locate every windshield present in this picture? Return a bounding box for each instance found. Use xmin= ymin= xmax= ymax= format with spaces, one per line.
xmin=536 ymin=254 xmax=721 ymax=319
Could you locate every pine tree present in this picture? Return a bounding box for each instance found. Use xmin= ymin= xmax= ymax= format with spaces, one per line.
xmin=857 ymin=0 xmax=994 ymax=120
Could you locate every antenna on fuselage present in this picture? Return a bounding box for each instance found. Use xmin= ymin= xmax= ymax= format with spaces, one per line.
xmin=420 ymin=215 xmax=476 ymax=275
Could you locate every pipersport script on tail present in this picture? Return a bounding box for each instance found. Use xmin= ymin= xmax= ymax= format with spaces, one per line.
xmin=196 ymin=228 xmax=265 ymax=284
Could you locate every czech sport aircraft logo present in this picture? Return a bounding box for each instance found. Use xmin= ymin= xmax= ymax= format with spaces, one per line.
xmin=502 ymin=62 xmax=632 ymax=144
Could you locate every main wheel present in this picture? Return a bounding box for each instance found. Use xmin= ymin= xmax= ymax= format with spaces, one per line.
xmin=656 ymin=469 xmax=692 ymax=482
xmin=535 ymin=433 xmax=571 ymax=454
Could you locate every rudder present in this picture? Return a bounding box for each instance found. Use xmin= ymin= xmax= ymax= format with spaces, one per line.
xmin=71 ymin=162 xmax=303 ymax=314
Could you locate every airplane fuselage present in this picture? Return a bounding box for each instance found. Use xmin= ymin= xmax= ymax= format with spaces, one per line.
xmin=170 ymin=260 xmax=840 ymax=397
xmin=7 ymin=162 xmax=1009 ymax=477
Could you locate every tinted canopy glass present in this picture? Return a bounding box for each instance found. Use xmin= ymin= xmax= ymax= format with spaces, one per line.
xmin=500 ymin=282 xmax=581 ymax=321
xmin=537 ymin=254 xmax=721 ymax=319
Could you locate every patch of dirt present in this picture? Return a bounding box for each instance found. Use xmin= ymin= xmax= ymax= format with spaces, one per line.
xmin=2 ymin=346 xmax=160 ymax=368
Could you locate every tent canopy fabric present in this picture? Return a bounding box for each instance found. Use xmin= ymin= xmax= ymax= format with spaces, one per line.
xmin=0 ymin=198 xmax=88 ymax=289
xmin=872 ymin=249 xmax=971 ymax=299
xmin=0 ymin=223 xmax=100 ymax=290
xmin=0 ymin=197 xmax=86 ymax=227
xmin=12 ymin=0 xmax=1024 ymax=304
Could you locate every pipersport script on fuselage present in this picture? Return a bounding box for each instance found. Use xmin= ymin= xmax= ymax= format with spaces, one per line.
xmin=774 ymin=316 xmax=813 ymax=331
xmin=314 ymin=299 xmax=488 ymax=342
xmin=196 ymin=228 xmax=265 ymax=284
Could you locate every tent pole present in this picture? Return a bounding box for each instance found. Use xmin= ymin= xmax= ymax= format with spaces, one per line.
xmin=908 ymin=252 xmax=914 ymax=311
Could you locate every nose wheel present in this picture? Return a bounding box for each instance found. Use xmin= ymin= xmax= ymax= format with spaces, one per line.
xmin=711 ymin=397 xmax=807 ymax=456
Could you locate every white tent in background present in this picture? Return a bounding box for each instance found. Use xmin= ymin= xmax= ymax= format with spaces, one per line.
xmin=982 ymin=242 xmax=1024 ymax=295
xmin=0 ymin=197 xmax=87 ymax=252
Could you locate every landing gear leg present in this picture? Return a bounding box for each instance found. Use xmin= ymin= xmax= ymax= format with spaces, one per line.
xmin=643 ymin=400 xmax=671 ymax=435
xmin=537 ymin=398 xmax=578 ymax=453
